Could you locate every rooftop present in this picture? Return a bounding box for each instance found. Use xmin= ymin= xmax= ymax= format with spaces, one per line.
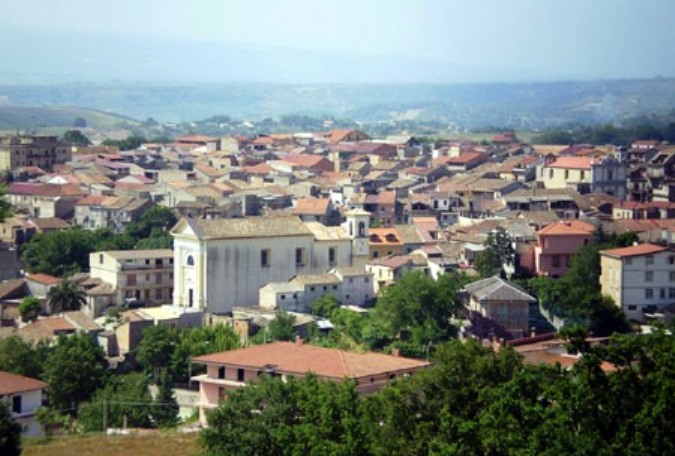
xmin=0 ymin=371 xmax=47 ymax=396
xmin=600 ymin=243 xmax=669 ymax=259
xmin=193 ymin=341 xmax=429 ymax=379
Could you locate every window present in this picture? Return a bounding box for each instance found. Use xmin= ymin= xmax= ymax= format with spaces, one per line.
xmin=566 ymin=255 xmax=571 ymax=267
xmin=218 ymin=366 xmax=225 ymax=379
xmin=625 ymin=257 xmax=632 ymax=265
xmin=364 ymin=278 xmax=369 ymax=284
xmin=156 ymin=259 xmax=163 ymax=266
xmin=669 ymin=288 xmax=675 ymax=299
xmin=186 ymin=255 xmax=194 ymax=266
xmin=645 ymin=271 xmax=653 ymax=282
xmin=332 ymin=285 xmax=338 ymax=290
xmin=660 ymin=288 xmax=666 ymax=299
xmin=12 ymin=395 xmax=21 ymax=414
xmin=548 ymin=169 xmax=553 ymax=178
xmin=580 ymin=170 xmax=585 ymax=180
xmin=295 ymin=248 xmax=304 ymax=267
xmin=329 ymin=247 xmax=336 ymax=265
xmin=628 ymin=305 xmax=637 ymax=311
xmin=608 ymin=169 xmax=613 ymax=180
xmin=646 ymin=255 xmax=654 ymax=266
xmin=280 ymin=294 xmax=286 ymax=300
xmin=145 ymin=259 xmax=150 ymax=265
xmin=671 ymin=271 xmax=675 ymax=281
xmin=669 ymin=256 xmax=675 ymax=265
xmin=99 ymin=254 xmax=104 ymax=264
xmin=261 ymin=249 xmax=271 ymax=267
xmin=237 ymin=368 xmax=245 ymax=382
xmin=552 ymin=255 xmax=561 ymax=267
xmin=127 ymin=274 xmax=137 ymax=286
xmin=564 ymin=169 xmax=569 ymax=179
xmin=155 ymin=288 xmax=162 ymax=300
xmin=645 ymin=289 xmax=653 ymax=299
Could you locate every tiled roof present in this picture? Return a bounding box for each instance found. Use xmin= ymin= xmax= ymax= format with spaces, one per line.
xmin=26 ymin=273 xmax=62 ymax=285
xmin=0 ymin=371 xmax=47 ymax=395
xmin=369 ymin=227 xmax=403 ymax=245
xmin=369 ymin=254 xmax=412 ymax=269
xmin=0 ymin=279 xmax=26 ymax=300
xmin=30 ymin=217 xmax=70 ymax=231
xmin=545 ymin=156 xmax=593 ymax=170
xmin=193 ymin=341 xmax=429 ymax=379
xmin=537 ymin=220 xmax=595 ymax=236
xmin=294 ymin=198 xmax=330 ymax=216
xmin=304 ymin=222 xmax=350 ymax=241
xmin=8 ymin=182 xmax=84 ymax=197
xmin=600 ymin=243 xmax=669 ymax=258
xmin=179 ymin=215 xmax=312 ymax=240
xmin=464 ymin=276 xmax=535 ymax=303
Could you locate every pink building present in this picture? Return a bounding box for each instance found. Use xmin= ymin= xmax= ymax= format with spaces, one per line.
xmin=192 ymin=340 xmax=429 ymax=424
xmin=534 ymin=220 xmax=595 ymax=278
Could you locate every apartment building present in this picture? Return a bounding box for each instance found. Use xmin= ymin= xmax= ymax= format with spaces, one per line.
xmin=0 ymin=135 xmax=71 ymax=172
xmin=89 ymin=249 xmax=174 ymax=307
xmin=599 ymin=244 xmax=675 ymax=321
xmin=537 ymin=156 xmax=626 ymax=198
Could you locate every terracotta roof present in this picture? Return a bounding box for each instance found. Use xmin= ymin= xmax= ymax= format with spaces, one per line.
xmin=445 ymin=152 xmax=488 ymax=165
xmin=8 ymin=183 xmax=84 ymax=197
xmin=30 ymin=217 xmax=70 ymax=231
xmin=369 ymin=254 xmax=412 ymax=269
xmin=19 ymin=317 xmax=76 ymax=342
xmin=282 ymin=154 xmax=330 ymax=169
xmin=176 ymin=215 xmax=312 ymax=240
xmin=26 ymin=273 xmax=62 ymax=285
xmin=0 ymin=279 xmax=26 ymax=300
xmin=545 ymin=156 xmax=593 ymax=170
xmin=600 ymin=243 xmax=669 ymax=258
xmin=537 ymin=220 xmax=595 ymax=236
xmin=194 ymin=341 xmax=429 ymax=379
xmin=369 ymin=227 xmax=403 ymax=245
xmin=0 ymin=371 xmax=47 ymax=396
xmin=326 ymin=129 xmax=358 ymax=143
xmin=176 ymin=134 xmax=218 ymax=143
xmin=294 ymin=198 xmax=330 ymax=216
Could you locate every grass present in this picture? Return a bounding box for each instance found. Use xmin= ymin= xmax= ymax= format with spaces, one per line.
xmin=23 ymin=431 xmax=200 ymax=456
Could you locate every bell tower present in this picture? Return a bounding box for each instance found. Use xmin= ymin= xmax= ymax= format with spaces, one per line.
xmin=342 ymin=209 xmax=371 ymax=257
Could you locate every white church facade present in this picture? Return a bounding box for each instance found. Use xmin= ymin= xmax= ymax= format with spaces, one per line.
xmin=171 ymin=211 xmax=370 ymax=315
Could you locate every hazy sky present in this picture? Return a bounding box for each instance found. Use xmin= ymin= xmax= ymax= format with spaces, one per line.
xmin=3 ymin=0 xmax=675 ymax=81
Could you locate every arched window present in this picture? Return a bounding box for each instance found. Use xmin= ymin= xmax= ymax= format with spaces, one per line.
xmin=186 ymin=255 xmax=195 ymax=266
xmin=358 ymin=221 xmax=366 ymax=237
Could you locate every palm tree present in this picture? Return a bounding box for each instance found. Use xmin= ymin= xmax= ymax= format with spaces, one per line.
xmin=47 ymin=280 xmax=86 ymax=313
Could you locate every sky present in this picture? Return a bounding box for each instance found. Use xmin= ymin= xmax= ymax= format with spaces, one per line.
xmin=2 ymin=0 xmax=675 ymax=82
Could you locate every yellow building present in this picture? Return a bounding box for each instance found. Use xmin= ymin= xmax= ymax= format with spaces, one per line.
xmin=0 ymin=135 xmax=71 ymax=172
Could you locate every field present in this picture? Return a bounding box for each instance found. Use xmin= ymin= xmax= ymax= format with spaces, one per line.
xmin=23 ymin=431 xmax=200 ymax=456
xmin=0 ymin=105 xmax=139 ymax=131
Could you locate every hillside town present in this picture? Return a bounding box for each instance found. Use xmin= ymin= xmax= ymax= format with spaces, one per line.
xmin=0 ymin=128 xmax=674 ymax=452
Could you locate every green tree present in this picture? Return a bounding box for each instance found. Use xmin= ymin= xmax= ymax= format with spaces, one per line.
xmin=62 ymin=129 xmax=91 ymax=146
xmin=311 ymin=294 xmax=340 ymax=318
xmin=43 ymin=334 xmax=108 ymax=411
xmin=267 ymin=310 xmax=296 ymax=342
xmin=136 ymin=325 xmax=178 ymax=381
xmin=153 ymin=370 xmax=179 ymax=428
xmin=476 ymin=227 xmax=515 ymax=278
xmin=0 ymin=401 xmax=21 ymax=456
xmin=0 ymin=184 xmax=13 ymax=223
xmin=21 ymin=228 xmax=100 ymax=276
xmin=200 ymin=374 xmax=365 ymax=456
xmin=47 ymin=280 xmax=86 ymax=313
xmin=18 ymin=296 xmax=42 ymax=322
xmin=0 ymin=336 xmax=50 ymax=379
xmin=169 ymin=324 xmax=240 ymax=382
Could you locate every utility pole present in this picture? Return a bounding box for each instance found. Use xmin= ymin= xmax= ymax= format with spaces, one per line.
xmin=102 ymin=392 xmax=107 ymax=434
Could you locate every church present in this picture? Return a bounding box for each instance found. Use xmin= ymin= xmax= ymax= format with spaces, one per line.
xmin=170 ymin=210 xmax=370 ymax=315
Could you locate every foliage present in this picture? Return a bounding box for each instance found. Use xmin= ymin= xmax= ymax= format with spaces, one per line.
xmin=200 ymin=374 xmax=365 ymax=456
xmin=126 ymin=205 xmax=177 ymax=240
xmin=0 ymin=401 xmax=22 ymax=456
xmin=532 ymin=120 xmax=675 ymax=146
xmin=0 ymin=184 xmax=13 ymax=223
xmin=62 ymin=129 xmax=91 ymax=146
xmin=0 ymin=336 xmax=50 ymax=379
xmin=153 ymin=371 xmax=179 ymax=428
xmin=373 ymin=271 xmax=467 ymax=352
xmin=78 ymin=372 xmax=154 ymax=432
xmin=267 ymin=311 xmax=296 ymax=342
xmin=310 ymin=294 xmax=340 ymax=318
xmin=43 ymin=334 xmax=108 ymax=411
xmin=136 ymin=325 xmax=178 ymax=382
xmin=101 ymin=135 xmax=147 ymax=151
xmin=19 ymin=296 xmax=42 ymax=322
xmin=47 ymin=280 xmax=86 ymax=313
xmin=475 ymin=227 xmax=515 ymax=278
xmin=36 ymin=406 xmax=72 ymax=436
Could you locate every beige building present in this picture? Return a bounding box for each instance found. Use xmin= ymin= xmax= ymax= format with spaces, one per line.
xmin=171 ymin=215 xmax=358 ymax=314
xmin=89 ymin=250 xmax=174 ymax=307
xmin=536 ymin=155 xmax=626 ymax=198
xmin=600 ymin=244 xmax=675 ymax=321
xmin=0 ymin=135 xmax=71 ymax=172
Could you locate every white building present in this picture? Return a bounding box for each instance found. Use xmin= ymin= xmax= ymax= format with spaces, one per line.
xmin=600 ymin=244 xmax=675 ymax=321
xmin=171 ymin=214 xmax=362 ymax=314
xmin=0 ymin=370 xmax=47 ymax=437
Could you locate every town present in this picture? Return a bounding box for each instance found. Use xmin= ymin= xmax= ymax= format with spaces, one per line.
xmin=0 ymin=123 xmax=673 ymax=454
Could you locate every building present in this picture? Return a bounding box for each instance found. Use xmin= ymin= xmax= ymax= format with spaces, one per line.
xmin=536 ymin=156 xmax=627 ymax=198
xmin=463 ymin=276 xmax=536 ymax=339
xmin=7 ymin=183 xmax=85 ymax=218
xmin=0 ymin=370 xmax=48 ymax=436
xmin=171 ymin=215 xmax=356 ymax=314
xmin=599 ymin=244 xmax=675 ymax=321
xmin=534 ymin=220 xmax=595 ymax=277
xmin=0 ymin=135 xmax=71 ymax=172
xmin=74 ymin=196 xmax=152 ymax=233
xmin=89 ymin=250 xmax=174 ymax=309
xmin=191 ymin=340 xmax=429 ymax=424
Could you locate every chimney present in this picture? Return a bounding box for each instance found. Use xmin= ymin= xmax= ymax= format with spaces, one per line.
xmin=530 ymin=326 xmax=537 ymax=338
xmin=391 ymin=347 xmax=400 ymax=357
xmin=295 ymin=335 xmax=304 ymax=346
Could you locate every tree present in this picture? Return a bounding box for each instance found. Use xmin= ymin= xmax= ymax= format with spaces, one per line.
xmin=0 ymin=401 xmax=21 ymax=456
xmin=43 ymin=334 xmax=108 ymax=411
xmin=311 ymin=294 xmax=340 ymax=318
xmin=0 ymin=336 xmax=50 ymax=379
xmin=136 ymin=325 xmax=178 ymax=381
xmin=21 ymin=228 xmax=100 ymax=276
xmin=153 ymin=370 xmax=179 ymax=428
xmin=267 ymin=310 xmax=296 ymax=342
xmin=0 ymin=184 xmax=13 ymax=223
xmin=18 ymin=296 xmax=42 ymax=322
xmin=62 ymin=129 xmax=91 ymax=146
xmin=47 ymin=280 xmax=86 ymax=313
xmin=477 ymin=227 xmax=515 ymax=278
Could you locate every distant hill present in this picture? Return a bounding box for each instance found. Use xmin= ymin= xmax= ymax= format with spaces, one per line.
xmin=0 ymin=79 xmax=674 ymax=129
xmin=0 ymin=105 xmax=139 ymax=131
